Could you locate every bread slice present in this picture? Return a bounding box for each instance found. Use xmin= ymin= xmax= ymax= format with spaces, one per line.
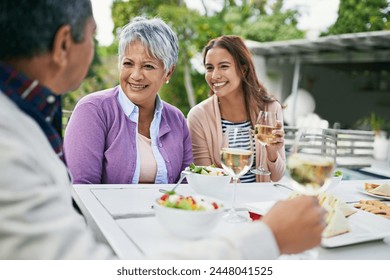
xmin=364 ymin=182 xmax=380 ymax=192
xmin=318 ymin=192 xmax=357 ymax=217
xmin=322 ymin=208 xmax=351 ymax=238
xmin=368 ymin=183 xmax=390 ymax=197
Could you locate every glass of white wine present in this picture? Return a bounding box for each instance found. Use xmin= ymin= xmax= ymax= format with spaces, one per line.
xmin=221 ymin=127 xmax=254 ymax=223
xmin=251 ymin=111 xmax=278 ymax=176
xmin=287 ymin=128 xmax=336 ymax=196
xmin=284 ymin=128 xmax=336 ymax=259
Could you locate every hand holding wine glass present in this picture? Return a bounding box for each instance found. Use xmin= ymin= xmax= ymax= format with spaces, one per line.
xmin=284 ymin=128 xmax=335 ymax=259
xmin=251 ymin=111 xmax=278 ymax=175
xmin=221 ymin=127 xmax=254 ymax=223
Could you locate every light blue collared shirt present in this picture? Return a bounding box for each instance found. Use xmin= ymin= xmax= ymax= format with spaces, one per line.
xmin=117 ymin=87 xmax=168 ymax=184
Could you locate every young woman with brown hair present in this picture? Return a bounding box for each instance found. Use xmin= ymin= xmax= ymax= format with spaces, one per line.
xmin=187 ymin=35 xmax=286 ymax=182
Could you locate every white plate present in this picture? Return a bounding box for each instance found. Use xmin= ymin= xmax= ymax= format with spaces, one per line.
xmin=357 ymin=185 xmax=390 ymax=201
xmin=322 ymin=210 xmax=390 ymax=248
xmin=244 ymin=201 xmax=390 ymax=248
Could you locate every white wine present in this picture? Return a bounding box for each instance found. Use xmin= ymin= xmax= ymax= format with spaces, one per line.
xmin=221 ymin=148 xmax=254 ymax=177
xmin=255 ymin=124 xmax=277 ymax=145
xmin=287 ymin=153 xmax=334 ymax=193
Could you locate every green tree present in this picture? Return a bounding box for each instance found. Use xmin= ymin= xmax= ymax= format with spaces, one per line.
xmin=193 ymin=0 xmax=303 ymax=43
xmin=111 ymin=0 xmax=179 ymax=28
xmin=322 ymin=0 xmax=390 ymax=35
xmin=241 ymin=0 xmax=304 ymax=42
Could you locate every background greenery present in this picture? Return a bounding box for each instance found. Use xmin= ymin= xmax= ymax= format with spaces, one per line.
xmin=63 ymin=0 xmax=390 ymax=122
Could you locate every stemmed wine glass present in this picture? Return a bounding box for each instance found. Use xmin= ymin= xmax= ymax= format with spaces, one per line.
xmin=251 ymin=111 xmax=278 ymax=176
xmin=284 ymin=127 xmax=336 ymax=259
xmin=287 ymin=128 xmax=336 ymax=196
xmin=220 ymin=127 xmax=254 ymax=223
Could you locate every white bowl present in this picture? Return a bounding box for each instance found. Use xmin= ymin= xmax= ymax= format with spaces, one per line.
xmin=185 ymin=167 xmax=232 ymax=199
xmin=154 ymin=195 xmax=224 ymax=239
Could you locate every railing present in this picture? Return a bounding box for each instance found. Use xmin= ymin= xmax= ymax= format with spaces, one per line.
xmin=284 ymin=126 xmax=375 ymax=168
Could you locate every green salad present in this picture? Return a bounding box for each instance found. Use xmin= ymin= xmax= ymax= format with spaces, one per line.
xmin=188 ymin=163 xmax=228 ymax=176
xmin=333 ymin=170 xmax=343 ymax=177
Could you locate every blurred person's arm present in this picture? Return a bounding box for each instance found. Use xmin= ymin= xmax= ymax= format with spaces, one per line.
xmin=154 ymin=221 xmax=280 ymax=259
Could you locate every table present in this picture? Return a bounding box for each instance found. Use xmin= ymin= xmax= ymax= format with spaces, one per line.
xmin=72 ymin=179 xmax=390 ymax=260
xmin=360 ymin=158 xmax=390 ymax=178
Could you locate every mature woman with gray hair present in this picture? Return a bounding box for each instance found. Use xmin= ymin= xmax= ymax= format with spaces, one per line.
xmin=64 ymin=17 xmax=193 ymax=184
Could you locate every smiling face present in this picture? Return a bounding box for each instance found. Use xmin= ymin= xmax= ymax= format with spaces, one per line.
xmin=120 ymin=40 xmax=171 ymax=108
xmin=204 ymin=47 xmax=243 ymax=99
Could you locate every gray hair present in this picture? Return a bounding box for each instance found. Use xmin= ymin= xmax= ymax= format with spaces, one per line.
xmin=118 ymin=17 xmax=179 ymax=74
xmin=0 ymin=0 xmax=93 ymax=60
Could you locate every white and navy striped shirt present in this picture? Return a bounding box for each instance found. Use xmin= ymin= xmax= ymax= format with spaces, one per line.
xmin=221 ymin=119 xmax=257 ymax=183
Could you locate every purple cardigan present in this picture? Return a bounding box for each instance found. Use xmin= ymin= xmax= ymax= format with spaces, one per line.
xmin=63 ymin=86 xmax=193 ymax=184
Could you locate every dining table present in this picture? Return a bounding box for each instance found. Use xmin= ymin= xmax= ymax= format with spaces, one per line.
xmin=71 ymin=178 xmax=390 ymax=260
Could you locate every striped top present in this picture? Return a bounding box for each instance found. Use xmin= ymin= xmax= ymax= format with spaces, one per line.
xmin=221 ymin=119 xmax=257 ymax=183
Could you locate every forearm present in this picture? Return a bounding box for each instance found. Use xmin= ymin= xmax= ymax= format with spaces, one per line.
xmin=267 ymin=153 xmax=286 ymax=182
xmin=154 ymin=222 xmax=279 ymax=260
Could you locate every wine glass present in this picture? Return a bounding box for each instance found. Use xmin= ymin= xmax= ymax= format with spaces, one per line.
xmin=287 ymin=128 xmax=336 ymax=196
xmin=220 ymin=127 xmax=254 ymax=223
xmin=251 ymin=111 xmax=278 ymax=176
xmin=284 ymin=127 xmax=336 ymax=259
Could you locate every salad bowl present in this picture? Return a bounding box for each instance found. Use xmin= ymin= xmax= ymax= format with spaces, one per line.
xmin=185 ymin=164 xmax=231 ymax=199
xmin=154 ymin=193 xmax=224 ymax=239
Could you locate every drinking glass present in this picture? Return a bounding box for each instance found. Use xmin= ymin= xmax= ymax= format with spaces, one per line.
xmin=287 ymin=128 xmax=336 ymax=196
xmin=284 ymin=128 xmax=336 ymax=259
xmin=220 ymin=127 xmax=254 ymax=223
xmin=251 ymin=111 xmax=278 ymax=176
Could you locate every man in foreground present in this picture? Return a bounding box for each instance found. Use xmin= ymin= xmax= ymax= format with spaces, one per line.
xmin=0 ymin=0 xmax=325 ymax=259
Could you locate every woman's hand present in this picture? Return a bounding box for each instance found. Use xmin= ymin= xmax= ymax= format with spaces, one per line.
xmin=265 ymin=120 xmax=284 ymax=162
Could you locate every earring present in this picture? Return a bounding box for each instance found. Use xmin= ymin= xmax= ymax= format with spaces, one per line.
xmin=165 ymin=80 xmax=169 ymax=84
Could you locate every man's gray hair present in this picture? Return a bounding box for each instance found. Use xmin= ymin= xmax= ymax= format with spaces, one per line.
xmin=118 ymin=17 xmax=179 ymax=74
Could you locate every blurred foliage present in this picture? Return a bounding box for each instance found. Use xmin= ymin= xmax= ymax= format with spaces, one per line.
xmin=240 ymin=0 xmax=304 ymax=42
xmin=321 ymin=0 xmax=390 ymax=36
xmin=63 ymin=0 xmax=305 ymax=115
xmin=354 ymin=112 xmax=390 ymax=135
